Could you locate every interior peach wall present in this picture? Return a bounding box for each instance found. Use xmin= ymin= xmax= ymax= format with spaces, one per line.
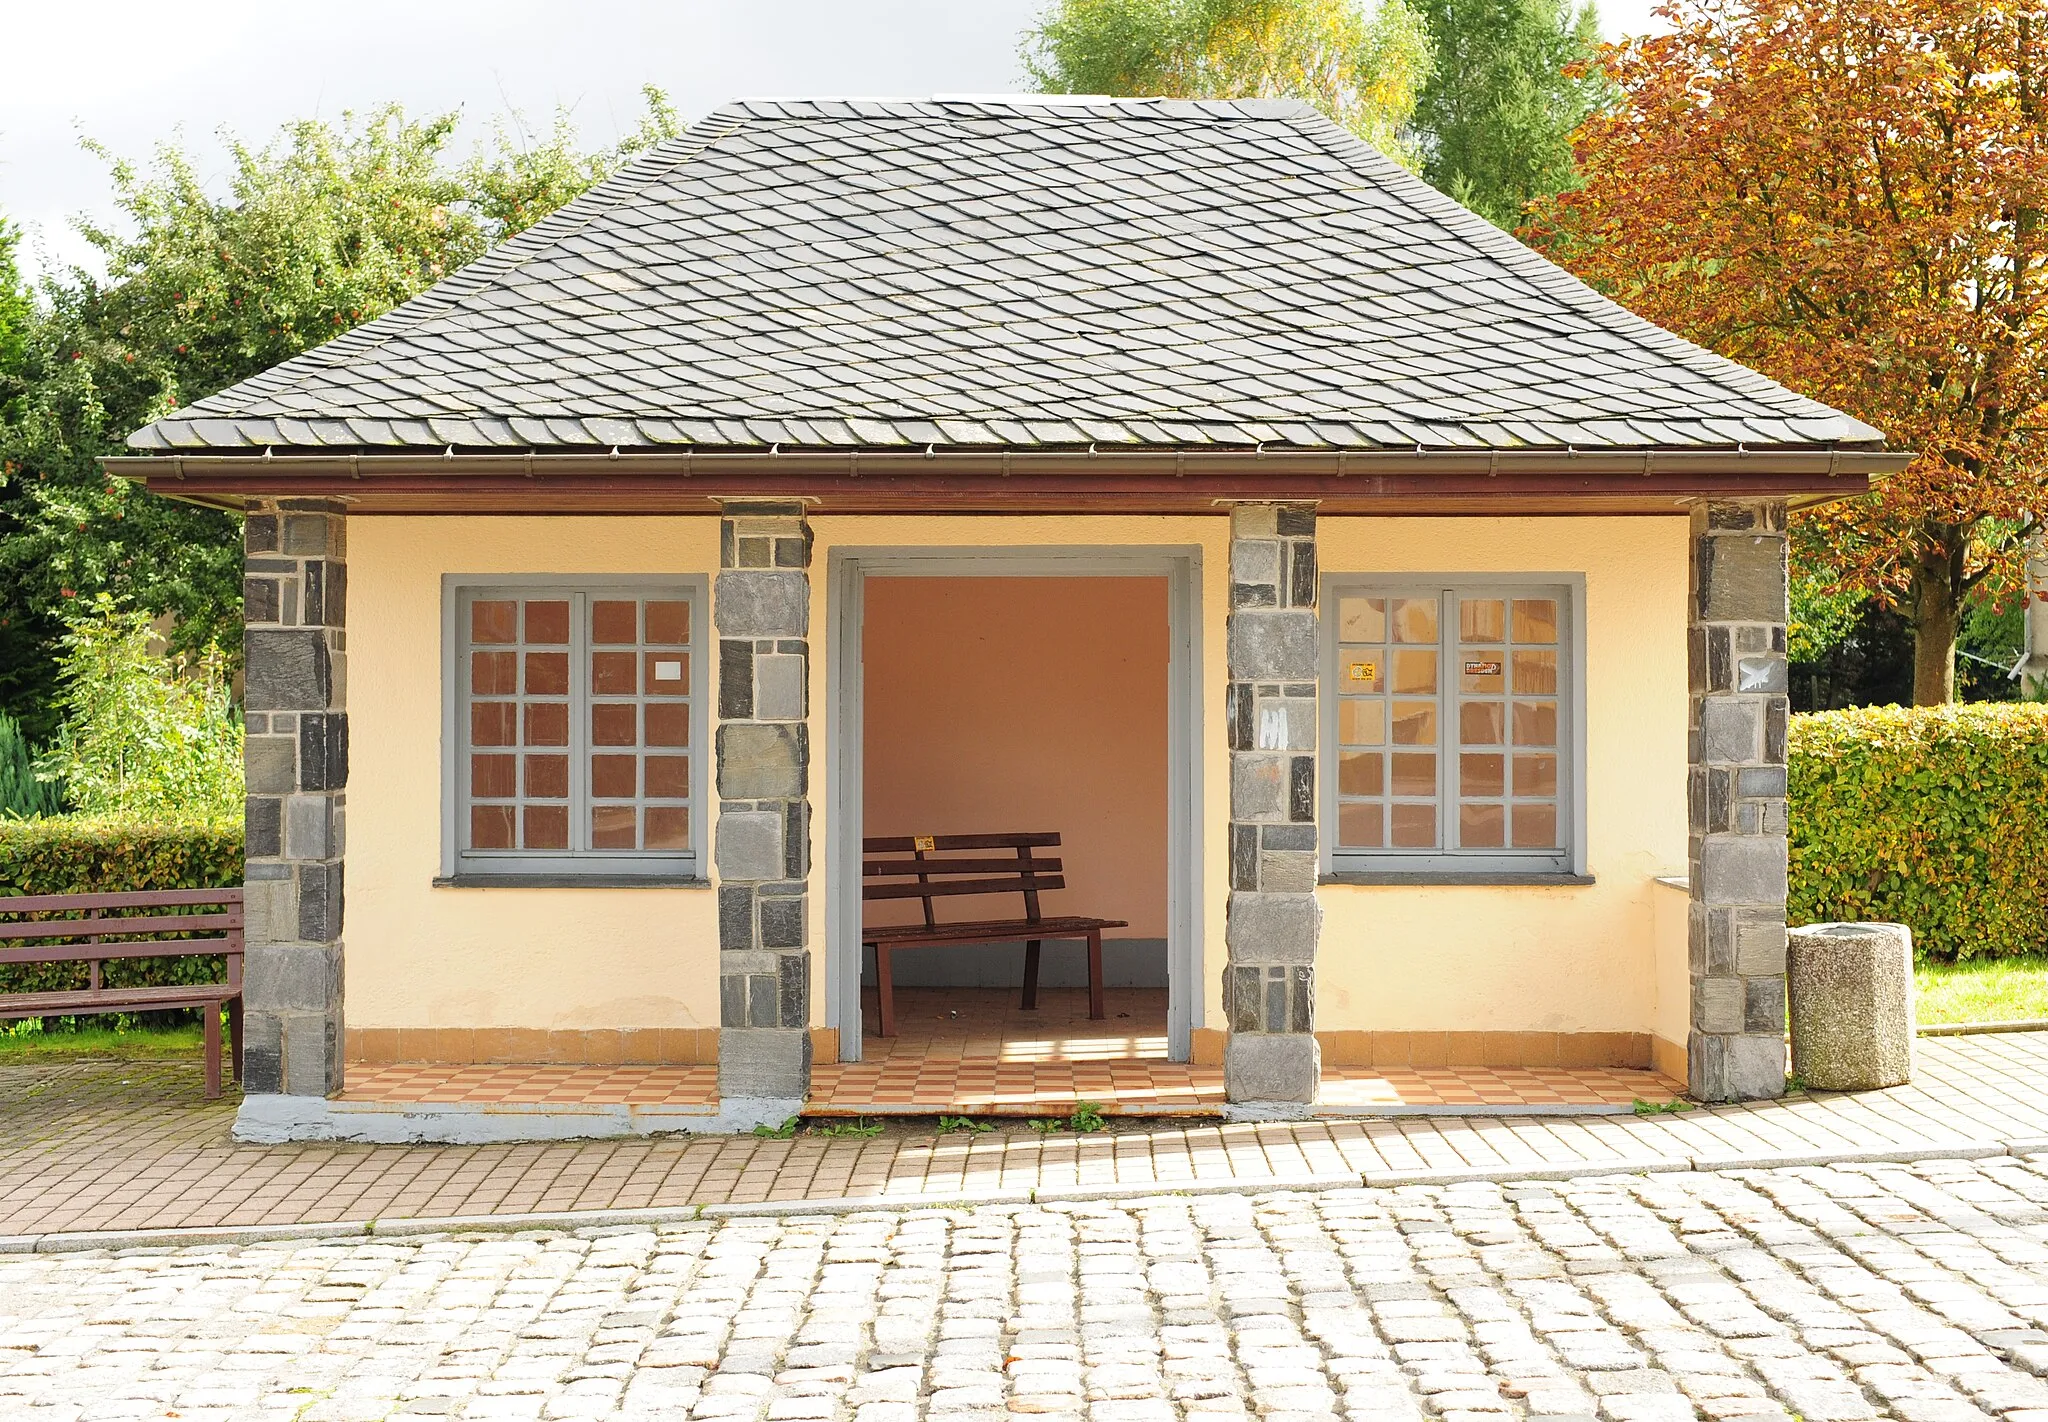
xmin=861 ymin=576 xmax=1170 ymax=938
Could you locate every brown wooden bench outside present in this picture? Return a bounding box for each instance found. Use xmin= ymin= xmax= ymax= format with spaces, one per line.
xmin=861 ymin=833 xmax=1126 ymax=1038
xmin=0 ymin=888 xmax=245 ymax=1098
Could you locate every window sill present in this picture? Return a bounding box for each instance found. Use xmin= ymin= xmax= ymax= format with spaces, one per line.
xmin=1319 ymin=872 xmax=1595 ymax=887
xmin=433 ymin=874 xmax=712 ymax=889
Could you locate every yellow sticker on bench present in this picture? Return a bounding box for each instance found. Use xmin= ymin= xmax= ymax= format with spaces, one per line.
xmin=914 ymin=835 xmax=935 ymax=851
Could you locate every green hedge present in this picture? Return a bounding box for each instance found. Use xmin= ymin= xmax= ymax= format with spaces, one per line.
xmin=1790 ymin=704 xmax=2048 ymax=962
xmin=0 ymin=816 xmax=243 ymax=997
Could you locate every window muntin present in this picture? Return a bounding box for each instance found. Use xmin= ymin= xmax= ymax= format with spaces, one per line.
xmin=1328 ymin=583 xmax=1573 ymax=874
xmin=455 ymin=585 xmax=699 ymax=877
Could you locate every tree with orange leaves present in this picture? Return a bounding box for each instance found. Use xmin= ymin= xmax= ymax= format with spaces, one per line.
xmin=1530 ymin=0 xmax=2048 ymax=704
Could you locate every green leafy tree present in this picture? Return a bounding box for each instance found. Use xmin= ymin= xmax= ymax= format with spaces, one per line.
xmin=0 ymin=710 xmax=63 ymax=818
xmin=41 ymin=597 xmax=242 ymax=822
xmin=1410 ymin=0 xmax=1607 ymax=227
xmin=1023 ymin=0 xmax=1436 ymax=166
xmin=0 ymin=90 xmax=680 ymax=733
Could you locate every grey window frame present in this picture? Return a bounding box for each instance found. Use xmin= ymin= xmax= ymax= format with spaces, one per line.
xmin=1319 ymin=573 xmax=1588 ymax=882
xmin=440 ymin=574 xmax=709 ymax=884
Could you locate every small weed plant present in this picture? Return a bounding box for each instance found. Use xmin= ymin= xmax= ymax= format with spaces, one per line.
xmin=818 ymin=1118 xmax=884 ymax=1138
xmin=938 ymin=1115 xmax=992 ymax=1134
xmin=1632 ymin=1097 xmax=1694 ymax=1116
xmin=752 ymin=1115 xmax=799 ymax=1139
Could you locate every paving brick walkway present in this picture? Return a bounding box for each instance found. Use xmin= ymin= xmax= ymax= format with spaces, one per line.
xmin=9 ymin=1157 xmax=2048 ymax=1420
xmin=5 ymin=1032 xmax=2048 ymax=1241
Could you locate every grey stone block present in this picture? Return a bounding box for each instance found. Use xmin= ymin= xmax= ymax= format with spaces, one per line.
xmin=1697 ymin=699 xmax=1759 ymax=765
xmin=1230 ymin=539 xmax=1280 ymax=587
xmin=1698 ymin=533 xmax=1789 ymax=624
xmin=759 ymin=895 xmax=805 ymax=949
xmin=282 ymin=512 xmax=335 ymax=557
xmin=1690 ymin=1030 xmax=1785 ymax=1102
xmin=1697 ymin=835 xmax=1786 ymax=906
xmin=284 ymin=795 xmax=335 ymax=860
xmin=716 ymin=811 xmax=785 ymax=882
xmin=716 ymin=724 xmax=806 ymax=800
xmin=1230 ymin=505 xmax=1279 ymax=538
xmin=281 ymin=1010 xmax=341 ymax=1097
xmin=719 ymin=1028 xmax=811 ymax=1099
xmin=1736 ymin=655 xmax=1786 ymax=694
xmin=1257 ymin=850 xmax=1318 ymax=893
xmin=754 ymin=654 xmax=806 ymax=721
xmin=1230 ymin=754 xmax=1287 ymax=821
xmin=242 ymin=878 xmax=297 ymax=949
xmin=718 ymin=640 xmax=754 ymax=719
xmin=299 ymin=714 xmax=347 ymax=792
xmin=718 ymin=885 xmax=753 ymax=950
xmin=1734 ymin=917 xmax=1788 ymax=976
xmin=247 ymin=944 xmax=343 ymax=1013
xmin=240 ymin=1012 xmax=283 ymax=1095
xmin=245 ymin=797 xmax=282 ymax=859
xmin=714 ymin=571 xmax=808 ymax=638
xmin=1224 ymin=1032 xmax=1319 ymax=1104
xmin=1227 ymin=610 xmax=1317 ymax=681
xmin=1692 ymin=976 xmax=1744 ymax=1034
xmin=1252 ymin=696 xmax=1316 ymax=751
xmin=1225 ymin=891 xmax=1319 ymax=962
xmin=245 ymin=630 xmax=331 ymax=712
xmin=245 ymin=733 xmax=298 ymax=797
xmin=298 ymin=862 xmax=344 ymax=943
xmin=1788 ymin=921 xmax=1914 ymax=1090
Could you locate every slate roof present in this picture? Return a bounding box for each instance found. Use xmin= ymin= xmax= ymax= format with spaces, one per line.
xmin=127 ymin=96 xmax=1884 ymax=455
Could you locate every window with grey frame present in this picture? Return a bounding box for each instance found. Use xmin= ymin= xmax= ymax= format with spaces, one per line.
xmin=1324 ymin=582 xmax=1576 ymax=876
xmin=452 ymin=585 xmax=701 ymax=879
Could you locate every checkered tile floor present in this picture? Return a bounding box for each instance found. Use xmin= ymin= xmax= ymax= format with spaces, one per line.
xmin=336 ymin=989 xmax=1681 ymax=1114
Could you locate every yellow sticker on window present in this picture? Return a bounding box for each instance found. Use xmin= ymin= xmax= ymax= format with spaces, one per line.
xmin=1464 ymin=659 xmax=1502 ymax=676
xmin=1348 ymin=661 xmax=1378 ymax=681
xmin=914 ymin=835 xmax=936 ymax=851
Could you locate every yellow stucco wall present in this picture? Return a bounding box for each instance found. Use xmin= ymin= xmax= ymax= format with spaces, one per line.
xmin=345 ymin=511 xmax=1687 ymax=1043
xmin=1315 ymin=516 xmax=1691 ymax=1033
xmin=347 ymin=517 xmax=723 ymax=1032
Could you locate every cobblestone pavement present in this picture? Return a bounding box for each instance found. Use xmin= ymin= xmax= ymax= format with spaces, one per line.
xmin=8 ymin=1033 xmax=2048 ymax=1238
xmin=10 ymin=1156 xmax=2048 ymax=1420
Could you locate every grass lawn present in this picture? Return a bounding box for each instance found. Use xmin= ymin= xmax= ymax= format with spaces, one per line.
xmin=0 ymin=1021 xmax=205 ymax=1061
xmin=1916 ymin=955 xmax=2048 ymax=1026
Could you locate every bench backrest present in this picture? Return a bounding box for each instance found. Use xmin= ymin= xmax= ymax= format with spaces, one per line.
xmin=0 ymin=888 xmax=244 ymax=991
xmin=862 ymin=833 xmax=1062 ymax=928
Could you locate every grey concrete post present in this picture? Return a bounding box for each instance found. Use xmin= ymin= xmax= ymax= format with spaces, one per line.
xmin=1223 ymin=502 xmax=1321 ymax=1108
xmin=240 ymin=497 xmax=347 ymax=1097
xmin=714 ymin=501 xmax=812 ymax=1117
xmin=1687 ymin=499 xmax=1790 ymax=1101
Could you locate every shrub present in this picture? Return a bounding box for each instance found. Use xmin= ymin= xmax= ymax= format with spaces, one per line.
xmin=0 ymin=712 xmax=63 ymax=818
xmin=0 ymin=815 xmax=242 ymax=996
xmin=1789 ymin=704 xmax=2048 ymax=962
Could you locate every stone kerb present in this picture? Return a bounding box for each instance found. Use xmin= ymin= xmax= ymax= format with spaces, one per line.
xmin=241 ymin=497 xmax=348 ymax=1098
xmin=714 ymin=502 xmax=814 ymax=1120
xmin=1223 ymin=502 xmax=1321 ymax=1109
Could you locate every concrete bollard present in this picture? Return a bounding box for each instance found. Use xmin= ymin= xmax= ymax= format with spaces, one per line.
xmin=1787 ymin=922 xmax=1915 ymax=1091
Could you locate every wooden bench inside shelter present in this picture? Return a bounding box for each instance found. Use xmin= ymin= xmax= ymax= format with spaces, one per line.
xmin=0 ymin=888 xmax=244 ymax=1098
xmin=861 ymin=832 xmax=1127 ymax=1038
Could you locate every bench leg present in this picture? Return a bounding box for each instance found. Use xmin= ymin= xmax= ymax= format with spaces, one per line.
xmin=202 ymin=1002 xmax=223 ymax=1100
xmin=228 ymin=998 xmax=244 ymax=1083
xmin=874 ymin=942 xmax=896 ymax=1038
xmin=1021 ymin=940 xmax=1042 ymax=1011
xmin=1086 ymin=931 xmax=1105 ymax=1020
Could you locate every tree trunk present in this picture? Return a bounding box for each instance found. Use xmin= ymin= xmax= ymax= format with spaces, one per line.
xmin=1909 ymin=530 xmax=1967 ymax=705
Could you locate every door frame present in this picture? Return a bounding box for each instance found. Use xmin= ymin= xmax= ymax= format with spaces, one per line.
xmin=825 ymin=545 xmax=1206 ymax=1063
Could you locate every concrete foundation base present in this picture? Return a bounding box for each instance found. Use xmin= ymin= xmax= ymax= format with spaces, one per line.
xmin=231 ymin=1094 xmax=803 ymax=1144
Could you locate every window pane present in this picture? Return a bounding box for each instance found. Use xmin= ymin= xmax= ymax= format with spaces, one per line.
xmin=1512 ymin=803 xmax=1558 ymax=849
xmin=645 ymin=703 xmax=690 ymax=747
xmin=1340 ymin=653 xmax=1382 ymax=692
xmin=523 ymin=754 xmax=568 ymax=799
xmin=471 ymin=600 xmax=517 ymax=645
xmin=524 ymin=804 xmax=569 ymax=849
xmin=645 ymin=601 xmax=690 ymax=646
xmin=1458 ymin=651 xmax=1504 ymax=694
xmin=1391 ymin=649 xmax=1437 ymax=695
xmin=591 ymin=754 xmax=637 ymax=799
xmin=1390 ymin=752 xmax=1435 ymax=797
xmin=592 ymin=651 xmax=638 ymax=696
xmin=1460 ymin=701 xmax=1504 ymax=745
xmin=524 ymin=601 xmax=570 ymax=645
xmin=1459 ymin=803 xmax=1504 ymax=849
xmin=1513 ymin=649 xmax=1557 ymax=695
xmin=1459 ymin=598 xmax=1505 ymax=643
xmin=1391 ymin=598 xmax=1438 ymax=643
xmin=471 ymin=754 xmax=517 ymax=798
xmin=1338 ymin=751 xmax=1383 ymax=797
xmin=591 ymin=805 xmax=637 ymax=849
xmin=470 ymin=804 xmax=515 ymax=849
xmin=471 ymin=701 xmax=517 ymax=747
xmin=471 ymin=651 xmax=516 ymax=695
xmin=1512 ymin=598 xmax=1558 ymax=644
xmin=645 ymin=755 xmax=690 ymax=798
xmin=645 ymin=806 xmax=691 ymax=850
xmin=592 ymin=703 xmax=637 ymax=746
xmin=591 ymin=600 xmax=638 ymax=645
xmin=1338 ymin=801 xmax=1383 ymax=848
xmin=524 ymin=702 xmax=569 ymax=747
xmin=646 ymin=653 xmax=689 ymax=695
xmin=1338 ymin=700 xmax=1384 ymax=746
xmin=1460 ymin=753 xmax=1504 ymax=798
xmin=1514 ymin=753 xmax=1558 ymax=798
xmin=1390 ymin=701 xmax=1437 ymax=745
xmin=1391 ymin=803 xmax=1436 ymax=847
xmin=1512 ymin=701 xmax=1557 ymax=746
xmin=1339 ymin=597 xmax=1385 ymax=642
xmin=525 ymin=652 xmax=569 ymax=696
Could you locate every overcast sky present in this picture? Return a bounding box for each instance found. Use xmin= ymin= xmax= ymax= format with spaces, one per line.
xmin=1 ymin=0 xmax=1666 ymax=280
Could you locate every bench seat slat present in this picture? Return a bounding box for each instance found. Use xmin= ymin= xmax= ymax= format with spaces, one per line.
xmin=0 ymin=937 xmax=239 ymax=965
xmin=863 ymin=875 xmax=1066 ymax=902
xmin=864 ymin=833 xmax=1060 ymax=852
xmin=864 ymin=915 xmax=1128 ymax=945
xmin=0 ymin=983 xmax=238 ymax=1016
xmin=0 ymin=913 xmax=242 ymax=942
xmin=0 ymin=888 xmax=242 ymax=914
xmin=863 ymin=856 xmax=1062 ymax=876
